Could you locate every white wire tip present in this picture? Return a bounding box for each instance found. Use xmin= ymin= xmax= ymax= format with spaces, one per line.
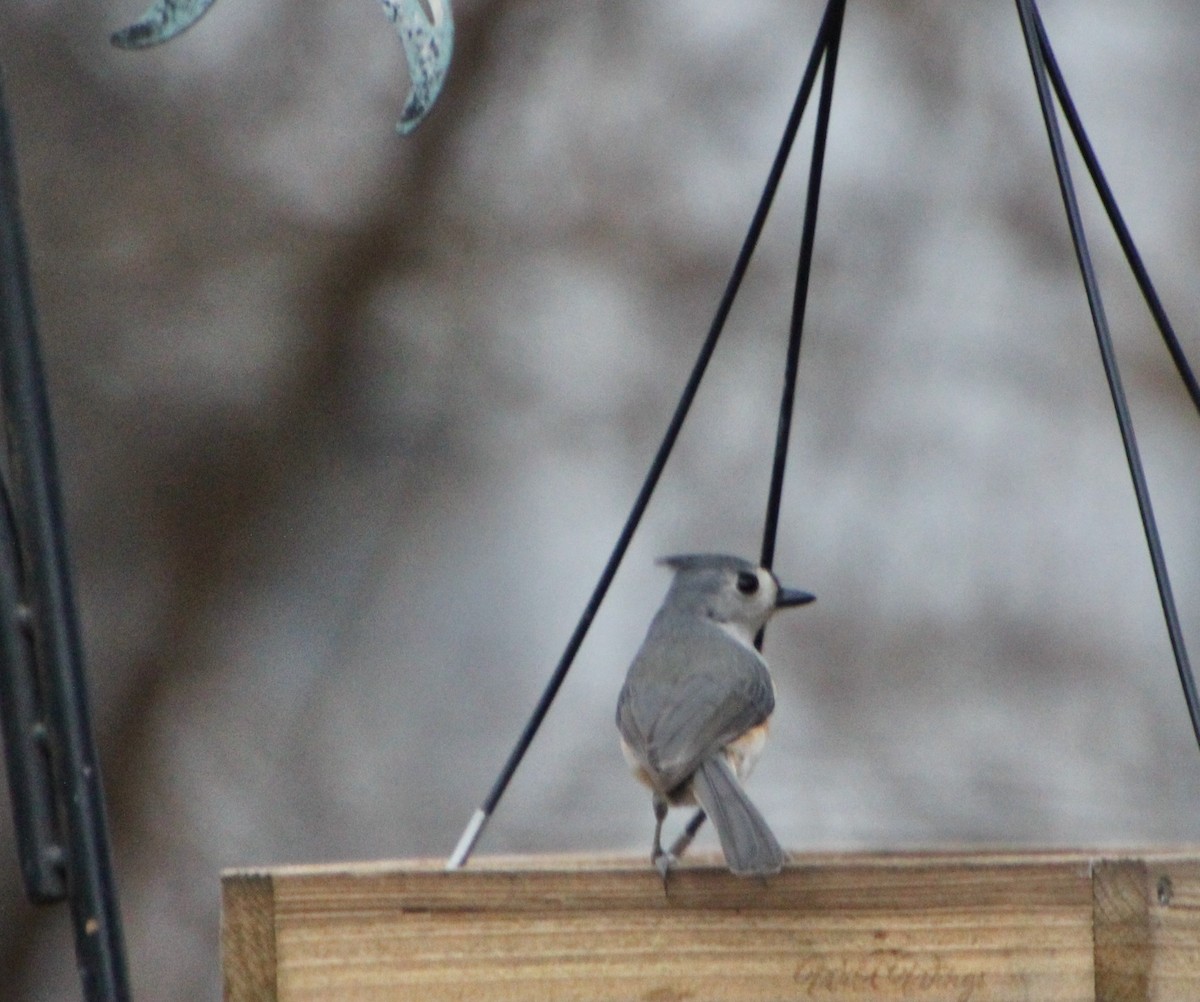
xmin=445 ymin=808 xmax=487 ymax=871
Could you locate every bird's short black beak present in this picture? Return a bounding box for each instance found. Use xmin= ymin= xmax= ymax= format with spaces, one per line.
xmin=775 ymin=587 xmax=816 ymax=609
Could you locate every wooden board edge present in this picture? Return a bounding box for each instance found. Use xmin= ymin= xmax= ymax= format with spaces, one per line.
xmin=222 ymin=871 xmax=277 ymax=1002
xmin=1092 ymin=858 xmax=1151 ymax=1002
xmin=234 ymin=847 xmax=1200 ymax=881
xmin=262 ymin=853 xmax=1099 ymax=920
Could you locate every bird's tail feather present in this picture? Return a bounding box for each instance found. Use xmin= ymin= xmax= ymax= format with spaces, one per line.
xmin=692 ymin=755 xmax=784 ymax=876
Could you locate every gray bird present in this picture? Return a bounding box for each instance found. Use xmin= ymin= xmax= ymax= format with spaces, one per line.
xmin=616 ymin=554 xmax=814 ymax=878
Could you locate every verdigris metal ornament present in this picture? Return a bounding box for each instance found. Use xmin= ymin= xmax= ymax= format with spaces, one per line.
xmin=381 ymin=0 xmax=454 ymax=134
xmin=110 ymin=0 xmax=454 ymax=133
xmin=110 ymin=0 xmax=219 ymax=49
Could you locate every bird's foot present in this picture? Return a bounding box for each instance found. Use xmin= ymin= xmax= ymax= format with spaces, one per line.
xmin=653 ymin=850 xmax=677 ymax=885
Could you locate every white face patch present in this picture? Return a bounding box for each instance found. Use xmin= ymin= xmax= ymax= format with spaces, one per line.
xmin=739 ymin=568 xmax=778 ymax=630
xmin=759 ymin=569 xmax=780 ymax=609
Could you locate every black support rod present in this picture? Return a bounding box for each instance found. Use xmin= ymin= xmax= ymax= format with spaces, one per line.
xmin=0 ymin=67 xmax=132 ymax=1001
xmin=760 ymin=0 xmax=846 ymax=581
xmin=1032 ymin=6 xmax=1200 ymax=419
xmin=446 ymin=1 xmax=839 ymax=869
xmin=678 ymin=0 xmax=847 ymax=855
xmin=1014 ymin=0 xmax=1200 ymax=750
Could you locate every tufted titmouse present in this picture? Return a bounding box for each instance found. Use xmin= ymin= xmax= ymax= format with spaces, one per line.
xmin=616 ymin=554 xmax=814 ymax=878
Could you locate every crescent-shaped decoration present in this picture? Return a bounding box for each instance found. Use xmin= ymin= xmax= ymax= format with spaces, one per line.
xmin=110 ymin=0 xmax=454 ymax=134
xmin=110 ymin=0 xmax=219 ymax=49
xmin=381 ymin=0 xmax=454 ymax=134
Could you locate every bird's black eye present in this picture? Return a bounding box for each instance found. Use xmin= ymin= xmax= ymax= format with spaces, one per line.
xmin=736 ymin=571 xmax=759 ymax=595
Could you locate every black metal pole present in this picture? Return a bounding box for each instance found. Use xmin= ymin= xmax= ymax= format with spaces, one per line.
xmin=1014 ymin=0 xmax=1200 ymax=750
xmin=0 ymin=66 xmax=132 ymax=1002
xmin=0 ymin=443 xmax=66 ymax=904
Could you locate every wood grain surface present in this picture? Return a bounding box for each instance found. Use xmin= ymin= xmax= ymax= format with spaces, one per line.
xmin=221 ymin=850 xmax=1200 ymax=1002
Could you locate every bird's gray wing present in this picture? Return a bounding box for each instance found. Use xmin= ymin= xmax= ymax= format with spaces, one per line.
xmin=617 ymin=617 xmax=773 ymax=793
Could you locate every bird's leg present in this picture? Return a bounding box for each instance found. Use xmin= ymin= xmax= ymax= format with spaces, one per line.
xmin=669 ymin=809 xmax=707 ymax=860
xmin=651 ymin=794 xmax=674 ymax=880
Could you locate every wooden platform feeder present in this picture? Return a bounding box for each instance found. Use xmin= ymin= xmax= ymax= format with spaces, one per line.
xmin=216 ymin=11 xmax=1200 ymax=1002
xmin=222 ymin=849 xmax=1200 ymax=1001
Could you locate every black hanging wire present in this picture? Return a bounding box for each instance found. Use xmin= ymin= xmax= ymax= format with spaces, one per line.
xmin=0 ymin=69 xmax=132 ymax=1002
xmin=673 ymin=0 xmax=848 ymax=860
xmin=446 ymin=1 xmax=839 ymax=869
xmin=1031 ymin=7 xmax=1200 ymax=418
xmin=760 ymin=0 xmax=846 ymax=592
xmin=1015 ymin=0 xmax=1200 ymax=748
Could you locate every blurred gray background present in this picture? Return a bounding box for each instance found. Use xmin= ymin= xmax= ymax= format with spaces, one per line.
xmin=2 ymin=0 xmax=1199 ymax=997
